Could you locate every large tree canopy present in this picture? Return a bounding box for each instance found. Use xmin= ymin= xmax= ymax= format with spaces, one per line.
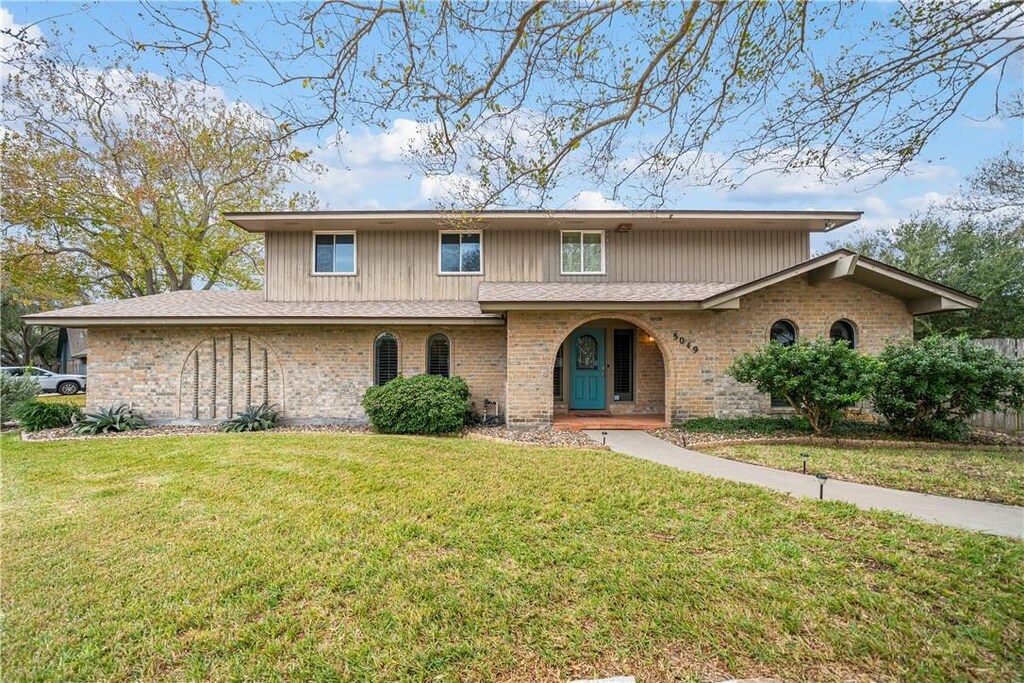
xmin=120 ymin=0 xmax=1023 ymax=206
xmin=1 ymin=40 xmax=320 ymax=300
xmin=833 ymin=155 xmax=1024 ymax=339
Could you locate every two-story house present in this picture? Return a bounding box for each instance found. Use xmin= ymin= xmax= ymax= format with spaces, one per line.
xmin=26 ymin=210 xmax=979 ymax=428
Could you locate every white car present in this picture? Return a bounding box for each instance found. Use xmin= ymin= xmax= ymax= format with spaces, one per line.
xmin=1 ymin=367 xmax=87 ymax=395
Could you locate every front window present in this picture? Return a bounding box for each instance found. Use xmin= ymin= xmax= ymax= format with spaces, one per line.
xmin=439 ymin=232 xmax=482 ymax=274
xmin=769 ymin=320 xmax=797 ymax=407
xmin=314 ymin=233 xmax=356 ymax=274
xmin=561 ymin=230 xmax=604 ymax=274
xmin=830 ymin=320 xmax=856 ymax=348
xmin=374 ymin=333 xmax=399 ymax=385
xmin=426 ymin=333 xmax=451 ymax=377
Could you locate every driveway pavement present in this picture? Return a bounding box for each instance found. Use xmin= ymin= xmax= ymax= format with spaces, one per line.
xmin=586 ymin=430 xmax=1024 ymax=539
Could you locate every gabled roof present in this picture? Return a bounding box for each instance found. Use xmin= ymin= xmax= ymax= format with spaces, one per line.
xmin=698 ymin=249 xmax=981 ymax=313
xmin=22 ymin=290 xmax=504 ymax=326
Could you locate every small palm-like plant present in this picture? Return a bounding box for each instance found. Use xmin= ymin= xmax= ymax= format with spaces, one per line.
xmin=220 ymin=403 xmax=280 ymax=432
xmin=73 ymin=404 xmax=147 ymax=435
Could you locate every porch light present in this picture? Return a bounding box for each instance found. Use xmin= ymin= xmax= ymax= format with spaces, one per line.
xmin=801 ymin=452 xmax=810 ymax=474
xmin=816 ymin=473 xmax=829 ymax=500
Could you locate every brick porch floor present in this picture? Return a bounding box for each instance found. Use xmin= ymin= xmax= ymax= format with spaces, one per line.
xmin=552 ymin=414 xmax=668 ymax=431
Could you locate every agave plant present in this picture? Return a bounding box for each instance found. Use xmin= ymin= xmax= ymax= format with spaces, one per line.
xmin=220 ymin=403 xmax=280 ymax=432
xmin=73 ymin=404 xmax=147 ymax=435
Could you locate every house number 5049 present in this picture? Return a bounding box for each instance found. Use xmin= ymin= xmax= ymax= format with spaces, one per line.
xmin=672 ymin=332 xmax=699 ymax=353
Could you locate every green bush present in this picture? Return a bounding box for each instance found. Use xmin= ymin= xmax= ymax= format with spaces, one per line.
xmin=12 ymin=400 xmax=83 ymax=432
xmin=872 ymin=336 xmax=1024 ymax=440
xmin=73 ymin=404 xmax=147 ymax=435
xmin=1 ymin=373 xmax=41 ymax=422
xmin=221 ymin=403 xmax=280 ymax=432
xmin=362 ymin=374 xmax=470 ymax=435
xmin=728 ymin=338 xmax=877 ymax=435
xmin=682 ymin=416 xmax=812 ymax=434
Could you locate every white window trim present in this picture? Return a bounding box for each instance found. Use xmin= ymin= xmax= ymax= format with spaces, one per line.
xmin=311 ymin=231 xmax=358 ymax=276
xmin=559 ymin=229 xmax=606 ymax=275
xmin=437 ymin=230 xmax=484 ymax=276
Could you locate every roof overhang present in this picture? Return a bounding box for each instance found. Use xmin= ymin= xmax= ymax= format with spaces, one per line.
xmin=700 ymin=250 xmax=981 ymax=314
xmin=225 ymin=209 xmax=862 ymax=233
xmin=24 ymin=315 xmax=505 ymax=327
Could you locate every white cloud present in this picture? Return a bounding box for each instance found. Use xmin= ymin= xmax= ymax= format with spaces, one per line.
xmin=0 ymin=8 xmax=42 ymax=52
xmin=564 ymin=190 xmax=624 ymax=210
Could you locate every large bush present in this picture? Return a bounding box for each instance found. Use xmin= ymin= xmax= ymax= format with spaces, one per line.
xmin=872 ymin=336 xmax=1024 ymax=440
xmin=728 ymin=338 xmax=877 ymax=435
xmin=13 ymin=400 xmax=83 ymax=432
xmin=0 ymin=373 xmax=40 ymax=423
xmin=362 ymin=374 xmax=471 ymax=435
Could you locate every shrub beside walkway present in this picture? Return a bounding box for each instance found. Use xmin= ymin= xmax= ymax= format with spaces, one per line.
xmin=589 ymin=430 xmax=1024 ymax=539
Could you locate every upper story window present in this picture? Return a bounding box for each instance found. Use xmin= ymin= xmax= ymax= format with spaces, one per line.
xmin=439 ymin=232 xmax=482 ymax=274
xmin=314 ymin=232 xmax=356 ymax=274
xmin=561 ymin=230 xmax=605 ymax=274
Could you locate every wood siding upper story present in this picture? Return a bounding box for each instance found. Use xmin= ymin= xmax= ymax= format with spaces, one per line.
xmin=264 ymin=228 xmax=810 ymax=302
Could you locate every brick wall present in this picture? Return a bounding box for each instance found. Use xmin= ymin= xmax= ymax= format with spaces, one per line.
xmin=86 ymin=324 xmax=506 ymax=423
xmin=84 ymin=275 xmax=911 ymax=426
xmin=505 ymin=275 xmax=912 ymax=426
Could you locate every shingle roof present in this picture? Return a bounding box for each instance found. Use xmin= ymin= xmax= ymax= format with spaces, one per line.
xmin=23 ymin=290 xmax=503 ymax=325
xmin=478 ymin=281 xmax=741 ymax=303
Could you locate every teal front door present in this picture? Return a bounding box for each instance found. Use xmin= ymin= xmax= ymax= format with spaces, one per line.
xmin=569 ymin=328 xmax=606 ymax=409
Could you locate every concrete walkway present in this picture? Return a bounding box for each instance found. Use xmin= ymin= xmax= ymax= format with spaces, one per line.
xmin=586 ymin=430 xmax=1024 ymax=539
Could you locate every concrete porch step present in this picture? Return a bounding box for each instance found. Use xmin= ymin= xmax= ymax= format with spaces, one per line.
xmin=553 ymin=415 xmax=667 ymax=431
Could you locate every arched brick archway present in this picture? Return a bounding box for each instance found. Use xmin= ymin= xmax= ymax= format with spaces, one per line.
xmin=504 ymin=310 xmax=676 ymax=427
xmin=178 ymin=331 xmax=285 ymax=421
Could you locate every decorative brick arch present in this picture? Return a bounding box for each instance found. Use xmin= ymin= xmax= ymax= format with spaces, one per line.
xmin=548 ymin=311 xmax=675 ymax=423
xmin=503 ymin=309 xmax=677 ymax=427
xmin=177 ymin=331 xmax=285 ymax=421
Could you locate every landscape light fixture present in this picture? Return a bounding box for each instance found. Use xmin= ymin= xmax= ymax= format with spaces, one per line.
xmin=816 ymin=473 xmax=829 ymax=500
xmin=801 ymin=452 xmax=810 ymax=474
xmin=602 ymin=430 xmax=608 ymax=445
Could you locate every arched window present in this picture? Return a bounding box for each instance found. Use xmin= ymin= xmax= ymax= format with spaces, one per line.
xmin=770 ymin=320 xmax=797 ymax=346
xmin=374 ymin=333 xmax=399 ymax=385
xmin=830 ymin=320 xmax=856 ymax=348
xmin=426 ymin=333 xmax=451 ymax=377
xmin=769 ymin=320 xmax=797 ymax=408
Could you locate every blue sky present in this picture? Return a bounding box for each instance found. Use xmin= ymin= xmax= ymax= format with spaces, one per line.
xmin=3 ymin=2 xmax=1021 ymax=251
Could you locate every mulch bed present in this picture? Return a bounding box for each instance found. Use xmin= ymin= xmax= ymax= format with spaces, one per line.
xmin=464 ymin=425 xmax=606 ymax=449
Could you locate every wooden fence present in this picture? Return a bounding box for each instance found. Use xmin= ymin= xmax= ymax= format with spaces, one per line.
xmin=970 ymin=338 xmax=1023 ymax=435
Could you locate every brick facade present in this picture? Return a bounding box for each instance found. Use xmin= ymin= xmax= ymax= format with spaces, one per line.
xmin=87 ymin=325 xmax=506 ymax=423
xmin=504 ymin=275 xmax=912 ymax=426
xmin=85 ymin=275 xmax=911 ymax=426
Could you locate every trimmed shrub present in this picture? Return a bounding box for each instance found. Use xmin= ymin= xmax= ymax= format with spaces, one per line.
xmin=872 ymin=335 xmax=1024 ymax=440
xmin=728 ymin=338 xmax=878 ymax=435
xmin=73 ymin=404 xmax=147 ymax=435
xmin=1 ymin=373 xmax=40 ymax=423
xmin=221 ymin=403 xmax=280 ymax=432
xmin=12 ymin=400 xmax=83 ymax=432
xmin=362 ymin=374 xmax=470 ymax=435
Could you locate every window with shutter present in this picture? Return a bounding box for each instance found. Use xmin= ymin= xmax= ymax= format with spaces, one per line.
xmin=426 ymin=333 xmax=451 ymax=377
xmin=613 ymin=329 xmax=634 ymax=401
xmin=770 ymin=320 xmax=797 ymax=407
xmin=553 ymin=344 xmax=563 ymax=400
xmin=374 ymin=333 xmax=399 ymax=385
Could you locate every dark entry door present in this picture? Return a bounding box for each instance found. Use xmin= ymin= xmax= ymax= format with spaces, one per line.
xmin=569 ymin=328 xmax=605 ymax=410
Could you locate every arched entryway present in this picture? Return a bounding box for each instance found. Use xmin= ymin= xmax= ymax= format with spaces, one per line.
xmin=550 ymin=317 xmax=669 ymax=429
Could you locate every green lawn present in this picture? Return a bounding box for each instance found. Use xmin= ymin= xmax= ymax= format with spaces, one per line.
xmin=3 ymin=434 xmax=1022 ymax=682
xmin=35 ymin=392 xmax=87 ymax=407
xmin=703 ymin=443 xmax=1024 ymax=506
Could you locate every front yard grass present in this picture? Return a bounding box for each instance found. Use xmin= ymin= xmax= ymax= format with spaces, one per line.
xmin=34 ymin=392 xmax=87 ymax=407
xmin=3 ymin=434 xmax=1022 ymax=681
xmin=702 ymin=443 xmax=1024 ymax=506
